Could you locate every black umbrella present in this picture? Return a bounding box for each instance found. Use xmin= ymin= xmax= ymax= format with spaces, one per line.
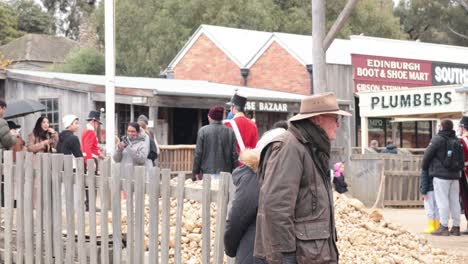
xmin=4 ymin=99 xmax=46 ymax=119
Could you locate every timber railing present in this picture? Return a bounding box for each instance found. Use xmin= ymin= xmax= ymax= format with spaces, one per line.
xmin=349 ymin=153 xmax=423 ymax=207
xmin=159 ymin=145 xmax=195 ymax=173
xmin=0 ymin=151 xmax=233 ymax=264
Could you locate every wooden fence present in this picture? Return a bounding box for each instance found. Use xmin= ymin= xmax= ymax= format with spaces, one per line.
xmin=159 ymin=145 xmax=195 ymax=173
xmin=0 ymin=151 xmax=233 ymax=264
xmin=349 ymin=154 xmax=424 ymax=207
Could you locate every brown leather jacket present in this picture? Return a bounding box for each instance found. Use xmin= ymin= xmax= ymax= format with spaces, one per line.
xmin=254 ymin=126 xmax=338 ymax=264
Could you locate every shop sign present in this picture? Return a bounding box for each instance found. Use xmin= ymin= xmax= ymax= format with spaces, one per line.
xmin=359 ymin=86 xmax=465 ymax=117
xmin=353 ymin=54 xmax=432 ymax=92
xmin=244 ymin=101 xmax=288 ymax=112
xmin=432 ymin=62 xmax=468 ymax=86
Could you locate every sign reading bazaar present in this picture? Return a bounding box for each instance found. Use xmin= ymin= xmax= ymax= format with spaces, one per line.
xmin=352 ymin=54 xmax=468 ymax=92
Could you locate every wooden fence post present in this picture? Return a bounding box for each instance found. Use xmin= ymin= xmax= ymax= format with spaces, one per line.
xmin=3 ymin=150 xmax=14 ymax=264
xmin=111 ymin=162 xmax=122 ymax=264
xmin=201 ymin=174 xmax=211 ymax=264
xmin=76 ymin=157 xmax=87 ymax=264
xmin=174 ymin=172 xmax=186 ymax=264
xmin=24 ymin=152 xmax=35 ymax=264
xmin=15 ymin=151 xmax=25 ymax=264
xmin=148 ymin=167 xmax=161 ymax=264
xmin=35 ymin=153 xmax=44 ymax=264
xmin=214 ymin=172 xmax=231 ymax=264
xmin=134 ymin=166 xmax=145 ymax=264
xmin=51 ymin=154 xmax=64 ymax=264
xmin=63 ymin=155 xmax=76 ymax=264
xmin=124 ymin=163 xmax=134 ymax=264
xmin=42 ymin=154 xmax=53 ymax=264
xmin=87 ymin=159 xmax=98 ymax=264
xmin=160 ymin=169 xmax=171 ymax=264
xmin=100 ymin=158 xmax=111 ymax=264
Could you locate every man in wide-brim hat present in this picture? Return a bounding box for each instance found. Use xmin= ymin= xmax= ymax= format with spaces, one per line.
xmin=254 ymin=92 xmax=351 ymax=264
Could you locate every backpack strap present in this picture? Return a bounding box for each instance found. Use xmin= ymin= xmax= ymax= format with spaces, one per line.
xmin=228 ymin=119 xmax=245 ymax=151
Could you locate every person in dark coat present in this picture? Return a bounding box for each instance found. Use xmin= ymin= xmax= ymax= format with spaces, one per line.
xmin=57 ymin=115 xmax=83 ymax=158
xmin=224 ymin=149 xmax=260 ymax=264
xmin=224 ymin=129 xmax=280 ymax=264
xmin=381 ymin=140 xmax=398 ymax=154
xmin=192 ymin=105 xmax=238 ymax=181
xmin=422 ymin=119 xmax=462 ymax=236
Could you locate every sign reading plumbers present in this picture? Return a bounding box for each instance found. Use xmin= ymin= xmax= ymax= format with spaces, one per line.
xmin=432 ymin=62 xmax=468 ymax=86
xmin=359 ymin=86 xmax=465 ymax=117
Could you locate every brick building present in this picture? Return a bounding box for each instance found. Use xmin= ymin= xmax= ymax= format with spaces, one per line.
xmin=166 ymin=25 xmax=352 ymax=96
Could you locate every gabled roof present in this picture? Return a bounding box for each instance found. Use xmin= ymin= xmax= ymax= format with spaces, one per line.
xmin=246 ymin=33 xmax=351 ymax=67
xmin=167 ymin=24 xmax=351 ymax=71
xmin=168 ymin=25 xmax=272 ymax=69
xmin=350 ymin=35 xmax=468 ymax=64
xmin=7 ymin=69 xmax=305 ymax=102
xmin=0 ymin=34 xmax=78 ymax=63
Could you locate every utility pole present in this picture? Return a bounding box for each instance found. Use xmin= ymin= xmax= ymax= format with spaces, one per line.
xmin=104 ymin=0 xmax=116 ymax=155
xmin=312 ymin=0 xmax=359 ymax=94
xmin=312 ymin=0 xmax=327 ymax=94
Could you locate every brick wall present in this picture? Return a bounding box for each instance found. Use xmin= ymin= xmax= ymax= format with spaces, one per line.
xmin=248 ymin=42 xmax=311 ymax=95
xmin=173 ymin=34 xmax=243 ymax=85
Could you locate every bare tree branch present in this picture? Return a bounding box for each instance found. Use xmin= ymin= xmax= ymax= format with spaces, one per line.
xmin=455 ymin=0 xmax=468 ymax=13
xmin=448 ymin=25 xmax=468 ymax=40
xmin=323 ymin=0 xmax=359 ymax=51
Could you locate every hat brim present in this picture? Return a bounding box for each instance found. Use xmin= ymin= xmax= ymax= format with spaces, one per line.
xmin=289 ymin=109 xmax=352 ymax=122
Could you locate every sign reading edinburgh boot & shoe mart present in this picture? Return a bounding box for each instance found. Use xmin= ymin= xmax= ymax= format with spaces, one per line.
xmin=352 ymin=54 xmax=468 ymax=93
xmin=359 ymin=85 xmax=466 ymax=118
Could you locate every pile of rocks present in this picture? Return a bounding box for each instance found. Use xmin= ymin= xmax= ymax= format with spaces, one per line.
xmin=116 ymin=179 xmax=454 ymax=263
xmin=335 ymin=193 xmax=454 ymax=264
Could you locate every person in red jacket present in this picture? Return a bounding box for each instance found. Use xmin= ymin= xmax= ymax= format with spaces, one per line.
xmin=224 ymin=94 xmax=258 ymax=154
xmin=81 ymin=110 xmax=104 ymax=167
xmin=458 ymin=116 xmax=468 ymax=234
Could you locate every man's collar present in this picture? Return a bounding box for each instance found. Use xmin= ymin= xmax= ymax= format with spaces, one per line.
xmin=233 ymin=112 xmax=245 ymax=119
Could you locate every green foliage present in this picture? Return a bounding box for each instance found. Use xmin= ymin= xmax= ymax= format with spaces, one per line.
xmin=394 ymin=0 xmax=468 ymax=46
xmin=0 ymin=2 xmax=22 ymax=45
xmin=51 ymin=47 xmax=105 ymax=75
xmin=15 ymin=0 xmax=54 ymax=34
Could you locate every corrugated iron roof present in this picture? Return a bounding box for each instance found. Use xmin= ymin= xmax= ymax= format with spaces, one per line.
xmin=350 ymin=35 xmax=468 ymax=64
xmin=8 ymin=69 xmax=305 ymax=102
xmin=0 ymin=34 xmax=78 ymax=63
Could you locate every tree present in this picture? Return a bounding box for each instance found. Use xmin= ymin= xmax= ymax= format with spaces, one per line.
xmin=41 ymin=0 xmax=96 ymax=40
xmin=89 ymin=0 xmax=405 ymax=78
xmin=0 ymin=2 xmax=21 ymax=45
xmin=51 ymin=47 xmax=105 ymax=75
xmin=14 ymin=0 xmax=54 ymax=34
xmin=394 ymin=0 xmax=468 ymax=46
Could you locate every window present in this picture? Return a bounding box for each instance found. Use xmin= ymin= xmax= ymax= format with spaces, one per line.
xmin=39 ymin=98 xmax=60 ymax=131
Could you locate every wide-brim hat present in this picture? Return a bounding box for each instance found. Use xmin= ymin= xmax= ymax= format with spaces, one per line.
xmin=226 ymin=94 xmax=247 ymax=110
xmin=289 ymin=92 xmax=351 ymax=122
xmin=86 ymin=110 xmax=102 ymax=124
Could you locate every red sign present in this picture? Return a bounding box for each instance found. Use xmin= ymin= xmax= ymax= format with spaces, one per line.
xmin=352 ymin=54 xmax=432 ymax=92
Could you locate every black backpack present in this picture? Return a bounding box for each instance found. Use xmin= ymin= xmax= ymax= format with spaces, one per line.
xmin=147 ymin=138 xmax=158 ymax=162
xmin=442 ymin=137 xmax=464 ymax=171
